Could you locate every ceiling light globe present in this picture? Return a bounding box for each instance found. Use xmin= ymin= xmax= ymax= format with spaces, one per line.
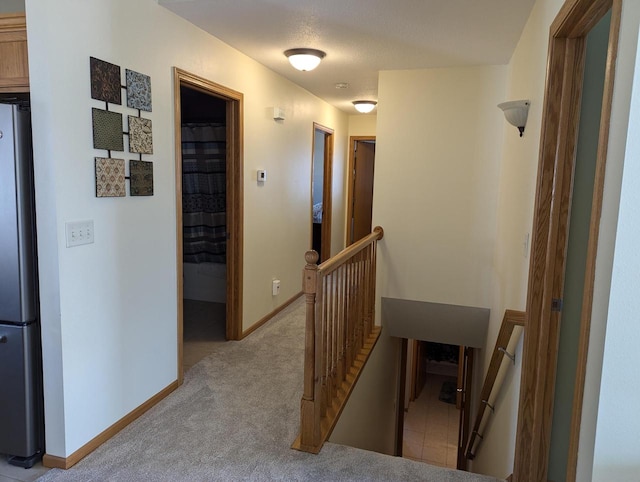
xmin=284 ymin=48 xmax=326 ymax=72
xmin=353 ymin=100 xmax=377 ymax=114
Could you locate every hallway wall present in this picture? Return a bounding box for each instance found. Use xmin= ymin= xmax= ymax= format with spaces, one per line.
xmin=374 ymin=65 xmax=507 ymax=310
xmin=471 ymin=0 xmax=564 ymax=477
xmin=25 ymin=0 xmax=347 ymax=458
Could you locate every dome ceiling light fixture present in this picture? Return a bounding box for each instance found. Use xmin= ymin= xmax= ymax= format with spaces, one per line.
xmin=284 ymin=48 xmax=326 ymax=72
xmin=352 ymin=100 xmax=377 ymax=114
xmin=498 ymin=100 xmax=530 ymax=137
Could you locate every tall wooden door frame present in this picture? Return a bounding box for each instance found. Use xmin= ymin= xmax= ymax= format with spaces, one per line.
xmin=346 ymin=136 xmax=376 ymax=245
xmin=173 ymin=68 xmax=244 ymax=385
xmin=513 ymin=1 xmax=620 ymax=480
xmin=311 ymin=123 xmax=334 ymax=262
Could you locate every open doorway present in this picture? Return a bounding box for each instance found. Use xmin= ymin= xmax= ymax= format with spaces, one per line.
xmin=402 ymin=341 xmax=471 ymax=469
xmin=173 ymin=68 xmax=243 ymax=385
xmin=347 ymin=136 xmax=376 ymax=245
xmin=311 ymin=123 xmax=334 ymax=262
xmin=179 ymin=86 xmax=227 ymax=373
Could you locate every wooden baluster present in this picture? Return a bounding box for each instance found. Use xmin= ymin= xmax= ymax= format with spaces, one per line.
xmin=337 ymin=265 xmax=344 ymax=385
xmin=300 ymin=250 xmax=320 ymax=450
xmin=355 ymin=251 xmax=364 ymax=351
xmin=325 ymin=275 xmax=334 ymax=409
xmin=345 ymin=259 xmax=352 ymax=368
xmin=330 ymin=271 xmax=338 ymax=399
xmin=363 ymin=244 xmax=371 ymax=339
xmin=370 ymin=244 xmax=375 ymax=331
xmin=360 ymin=249 xmax=366 ymax=346
xmin=370 ymin=237 xmax=378 ymax=334
xmin=320 ymin=276 xmax=327 ymax=417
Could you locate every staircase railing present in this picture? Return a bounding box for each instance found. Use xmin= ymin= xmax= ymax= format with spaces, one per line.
xmin=292 ymin=226 xmax=384 ymax=454
xmin=465 ymin=309 xmax=525 ymax=460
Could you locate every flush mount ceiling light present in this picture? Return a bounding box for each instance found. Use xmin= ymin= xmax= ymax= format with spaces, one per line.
xmin=284 ymin=48 xmax=326 ymax=72
xmin=498 ymin=100 xmax=530 ymax=137
xmin=352 ymin=100 xmax=377 ymax=114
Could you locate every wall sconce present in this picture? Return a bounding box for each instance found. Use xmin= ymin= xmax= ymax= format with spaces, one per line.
xmin=353 ymin=100 xmax=377 ymax=114
xmin=498 ymin=100 xmax=530 ymax=137
xmin=284 ymin=48 xmax=326 ymax=72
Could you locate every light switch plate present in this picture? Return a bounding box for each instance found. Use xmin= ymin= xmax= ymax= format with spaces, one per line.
xmin=66 ymin=220 xmax=94 ymax=247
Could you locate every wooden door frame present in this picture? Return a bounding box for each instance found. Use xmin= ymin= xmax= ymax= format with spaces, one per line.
xmin=310 ymin=123 xmax=334 ymax=261
xmin=513 ymin=1 xmax=620 ymax=480
xmin=173 ymin=68 xmax=244 ymax=385
xmin=346 ymin=136 xmax=376 ymax=245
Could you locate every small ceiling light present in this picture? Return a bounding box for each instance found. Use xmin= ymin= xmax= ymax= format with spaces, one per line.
xmin=498 ymin=100 xmax=530 ymax=137
xmin=284 ymin=48 xmax=326 ymax=72
xmin=352 ymin=100 xmax=377 ymax=114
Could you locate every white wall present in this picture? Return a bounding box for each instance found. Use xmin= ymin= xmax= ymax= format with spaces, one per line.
xmin=589 ymin=2 xmax=640 ymax=480
xmin=374 ymin=65 xmax=507 ymax=309
xmin=25 ymin=0 xmax=347 ymax=458
xmin=470 ymin=0 xmax=564 ymax=477
xmin=329 ymin=332 xmax=401 ymax=455
xmin=348 ymin=114 xmax=377 ymax=138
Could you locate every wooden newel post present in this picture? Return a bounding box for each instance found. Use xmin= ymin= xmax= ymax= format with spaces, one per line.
xmin=300 ymin=250 xmax=320 ymax=450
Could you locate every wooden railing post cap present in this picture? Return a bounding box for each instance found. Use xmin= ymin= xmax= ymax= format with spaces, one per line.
xmin=305 ymin=250 xmax=319 ymax=267
xmin=374 ymin=226 xmax=384 ymax=239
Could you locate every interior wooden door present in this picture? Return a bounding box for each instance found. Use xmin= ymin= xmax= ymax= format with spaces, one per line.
xmin=348 ymin=137 xmax=376 ymax=245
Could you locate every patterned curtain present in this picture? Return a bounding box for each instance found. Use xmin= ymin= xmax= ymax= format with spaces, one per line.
xmin=182 ymin=123 xmax=226 ymax=264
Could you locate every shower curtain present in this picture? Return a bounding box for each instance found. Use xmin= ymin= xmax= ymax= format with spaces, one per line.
xmin=182 ymin=122 xmax=227 ymax=264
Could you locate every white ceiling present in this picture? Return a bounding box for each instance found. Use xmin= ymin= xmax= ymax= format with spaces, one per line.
xmin=159 ymin=0 xmax=536 ymax=114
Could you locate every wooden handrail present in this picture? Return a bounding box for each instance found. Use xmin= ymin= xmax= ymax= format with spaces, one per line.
xmin=292 ymin=226 xmax=384 ymax=454
xmin=317 ymin=226 xmax=384 ymax=273
xmin=466 ymin=309 xmax=525 ymax=460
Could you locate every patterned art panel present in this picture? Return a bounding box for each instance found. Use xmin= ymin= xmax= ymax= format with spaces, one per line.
xmin=128 ymin=116 xmax=153 ymax=154
xmin=90 ymin=57 xmax=122 ymax=105
xmin=129 ymin=160 xmax=154 ymax=196
xmin=95 ymin=158 xmax=126 ymax=197
xmin=92 ymin=108 xmax=124 ymax=151
xmin=126 ymin=69 xmax=152 ymax=112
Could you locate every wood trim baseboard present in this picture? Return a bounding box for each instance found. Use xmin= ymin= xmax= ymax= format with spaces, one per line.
xmin=42 ymin=380 xmax=179 ymax=469
xmin=240 ymin=291 xmax=303 ymax=339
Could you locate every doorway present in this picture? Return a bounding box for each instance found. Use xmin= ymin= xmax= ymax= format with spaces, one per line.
xmin=347 ymin=136 xmax=376 ymax=245
xmin=173 ymin=68 xmax=244 ymax=385
xmin=402 ymin=340 xmax=473 ymax=470
xmin=513 ymin=1 xmax=621 ymax=480
xmin=179 ymin=86 xmax=227 ymax=373
xmin=311 ymin=123 xmax=334 ymax=262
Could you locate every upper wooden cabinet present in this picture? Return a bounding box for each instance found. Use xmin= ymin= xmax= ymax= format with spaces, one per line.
xmin=0 ymin=13 xmax=28 ymax=93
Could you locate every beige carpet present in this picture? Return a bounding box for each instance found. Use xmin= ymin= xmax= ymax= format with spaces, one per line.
xmin=36 ymin=299 xmax=502 ymax=482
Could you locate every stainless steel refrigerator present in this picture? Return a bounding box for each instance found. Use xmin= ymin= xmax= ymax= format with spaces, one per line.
xmin=0 ymin=101 xmax=44 ymax=468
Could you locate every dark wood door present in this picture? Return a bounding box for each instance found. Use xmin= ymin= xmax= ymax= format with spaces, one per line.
xmin=349 ymin=140 xmax=375 ymax=244
xmin=457 ymin=347 xmax=474 ymax=471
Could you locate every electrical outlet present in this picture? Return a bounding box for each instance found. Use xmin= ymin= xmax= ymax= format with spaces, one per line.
xmin=65 ymin=220 xmax=94 ymax=247
xmin=272 ymin=279 xmax=280 ymax=296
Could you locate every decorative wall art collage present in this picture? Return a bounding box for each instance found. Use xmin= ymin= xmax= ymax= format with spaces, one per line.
xmin=90 ymin=56 xmax=154 ymax=197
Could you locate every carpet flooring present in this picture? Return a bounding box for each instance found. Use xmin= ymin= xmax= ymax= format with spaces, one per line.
xmin=36 ymin=299 xmax=502 ymax=482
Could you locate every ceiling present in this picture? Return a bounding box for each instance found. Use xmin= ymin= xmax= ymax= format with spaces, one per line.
xmin=159 ymin=0 xmax=536 ymax=114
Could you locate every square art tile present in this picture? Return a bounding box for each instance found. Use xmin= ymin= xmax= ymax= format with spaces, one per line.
xmin=126 ymin=69 xmax=152 ymax=112
xmin=92 ymin=108 xmax=124 ymax=151
xmin=129 ymin=160 xmax=154 ymax=196
xmin=90 ymin=57 xmax=122 ymax=105
xmin=95 ymin=158 xmax=125 ymax=197
xmin=128 ymin=116 xmax=153 ymax=154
